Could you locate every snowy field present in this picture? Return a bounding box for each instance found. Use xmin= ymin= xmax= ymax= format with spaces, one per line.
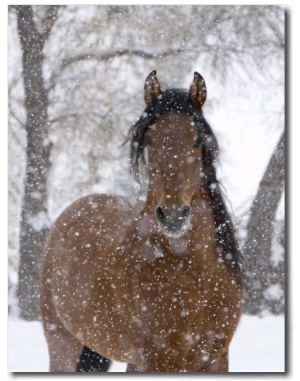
xmin=8 ymin=314 xmax=284 ymax=373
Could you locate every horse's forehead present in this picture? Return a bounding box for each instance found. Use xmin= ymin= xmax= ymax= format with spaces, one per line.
xmin=150 ymin=111 xmax=196 ymax=142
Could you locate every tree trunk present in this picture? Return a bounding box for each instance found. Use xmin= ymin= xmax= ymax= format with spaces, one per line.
xmin=243 ymin=132 xmax=285 ymax=315
xmin=16 ymin=6 xmax=57 ymax=320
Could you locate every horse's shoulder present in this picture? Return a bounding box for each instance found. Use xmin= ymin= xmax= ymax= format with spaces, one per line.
xmin=51 ymin=193 xmax=144 ymax=238
xmin=77 ymin=193 xmax=144 ymax=215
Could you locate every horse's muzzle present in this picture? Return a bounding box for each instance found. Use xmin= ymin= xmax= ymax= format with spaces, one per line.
xmin=155 ymin=203 xmax=191 ymax=238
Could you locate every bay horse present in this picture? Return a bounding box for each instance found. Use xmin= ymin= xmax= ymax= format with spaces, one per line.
xmin=40 ymin=71 xmax=242 ymax=372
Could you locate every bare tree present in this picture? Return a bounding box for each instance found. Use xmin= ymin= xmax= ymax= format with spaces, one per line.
xmin=243 ymin=132 xmax=285 ymax=314
xmin=15 ymin=5 xmax=60 ymax=320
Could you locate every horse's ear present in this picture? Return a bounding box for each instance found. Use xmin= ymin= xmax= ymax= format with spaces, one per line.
xmin=144 ymin=70 xmax=162 ymax=106
xmin=188 ymin=72 xmax=207 ymax=108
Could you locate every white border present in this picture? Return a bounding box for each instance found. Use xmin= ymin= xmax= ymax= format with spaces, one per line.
xmin=2 ymin=1 xmax=298 ymax=380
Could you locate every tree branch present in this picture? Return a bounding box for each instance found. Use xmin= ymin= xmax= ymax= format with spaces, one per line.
xmin=47 ymin=48 xmax=185 ymax=91
xmin=39 ymin=5 xmax=61 ymax=49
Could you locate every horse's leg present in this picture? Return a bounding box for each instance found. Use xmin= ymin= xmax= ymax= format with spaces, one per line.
xmin=40 ymin=263 xmax=83 ymax=372
xmin=77 ymin=346 xmax=111 ymax=372
xmin=126 ymin=363 xmax=139 ymax=372
xmin=45 ymin=321 xmax=84 ymax=372
xmin=185 ymin=338 xmax=229 ymax=373
xmin=199 ymin=351 xmax=229 ymax=372
xmin=44 ymin=317 xmax=111 ymax=372
xmin=40 ymin=275 xmax=111 ymax=372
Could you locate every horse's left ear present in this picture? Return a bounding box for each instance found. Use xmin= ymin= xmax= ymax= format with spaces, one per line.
xmin=188 ymin=72 xmax=207 ymax=108
xmin=144 ymin=70 xmax=162 ymax=106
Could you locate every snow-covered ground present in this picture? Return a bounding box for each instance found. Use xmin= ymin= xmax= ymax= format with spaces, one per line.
xmin=8 ymin=314 xmax=284 ymax=373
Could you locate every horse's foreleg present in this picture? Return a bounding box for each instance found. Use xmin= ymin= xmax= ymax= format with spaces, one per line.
xmin=40 ymin=267 xmax=83 ymax=372
xmin=199 ymin=351 xmax=229 ymax=372
xmin=46 ymin=322 xmax=83 ymax=372
xmin=77 ymin=346 xmax=111 ymax=372
xmin=126 ymin=363 xmax=139 ymax=372
xmin=185 ymin=337 xmax=229 ymax=373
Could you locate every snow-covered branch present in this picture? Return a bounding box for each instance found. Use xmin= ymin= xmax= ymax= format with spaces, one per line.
xmin=47 ymin=48 xmax=185 ymax=91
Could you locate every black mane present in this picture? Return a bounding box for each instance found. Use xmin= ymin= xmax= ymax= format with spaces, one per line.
xmin=127 ymin=88 xmax=242 ymax=281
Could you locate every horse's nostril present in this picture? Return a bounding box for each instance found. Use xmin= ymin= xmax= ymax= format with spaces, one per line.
xmin=182 ymin=205 xmax=191 ymax=219
xmin=156 ymin=204 xmax=190 ymax=225
xmin=156 ymin=206 xmax=166 ymax=223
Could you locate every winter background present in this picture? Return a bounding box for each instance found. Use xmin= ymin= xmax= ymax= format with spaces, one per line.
xmin=3 ymin=1 xmax=299 ymax=379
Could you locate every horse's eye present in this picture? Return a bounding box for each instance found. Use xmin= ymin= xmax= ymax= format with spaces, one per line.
xmin=147 ymin=136 xmax=155 ymax=148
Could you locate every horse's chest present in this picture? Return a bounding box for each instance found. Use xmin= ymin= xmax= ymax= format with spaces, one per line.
xmin=128 ymin=260 xmax=203 ymax=330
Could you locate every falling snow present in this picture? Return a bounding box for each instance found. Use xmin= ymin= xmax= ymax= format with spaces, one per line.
xmin=7 ymin=4 xmax=285 ymax=374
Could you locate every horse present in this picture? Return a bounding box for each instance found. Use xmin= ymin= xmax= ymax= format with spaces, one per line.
xmin=40 ymin=70 xmax=243 ymax=372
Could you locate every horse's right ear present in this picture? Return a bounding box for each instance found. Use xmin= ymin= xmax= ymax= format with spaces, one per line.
xmin=188 ymin=72 xmax=207 ymax=108
xmin=144 ymin=70 xmax=162 ymax=106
